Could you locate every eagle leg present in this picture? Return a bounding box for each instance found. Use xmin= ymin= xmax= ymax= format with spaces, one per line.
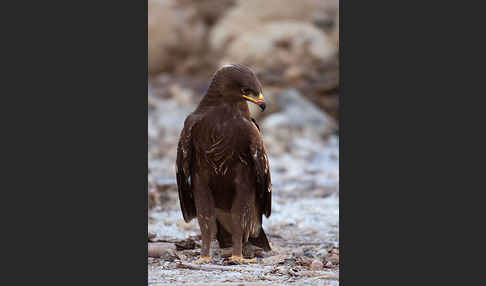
xmin=192 ymin=174 xmax=217 ymax=262
xmin=196 ymin=211 xmax=216 ymax=260
xmin=227 ymin=202 xmax=245 ymax=260
xmin=229 ymin=182 xmax=256 ymax=260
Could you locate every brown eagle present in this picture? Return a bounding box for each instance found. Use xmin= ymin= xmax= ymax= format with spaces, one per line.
xmin=176 ymin=64 xmax=272 ymax=264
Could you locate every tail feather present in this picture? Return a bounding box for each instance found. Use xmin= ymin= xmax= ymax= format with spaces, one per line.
xmin=248 ymin=227 xmax=272 ymax=251
xmin=215 ymin=220 xmax=272 ymax=252
xmin=216 ymin=219 xmax=233 ymax=249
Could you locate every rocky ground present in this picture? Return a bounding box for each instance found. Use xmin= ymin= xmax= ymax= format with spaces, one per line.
xmin=148 ymin=1 xmax=339 ymax=284
xmin=148 ymin=76 xmax=339 ymax=285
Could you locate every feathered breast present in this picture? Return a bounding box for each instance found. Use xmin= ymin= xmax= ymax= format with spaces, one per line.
xmin=193 ymin=122 xmax=238 ymax=176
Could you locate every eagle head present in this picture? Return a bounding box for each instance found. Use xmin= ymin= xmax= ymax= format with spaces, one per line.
xmin=207 ymin=64 xmax=266 ymax=111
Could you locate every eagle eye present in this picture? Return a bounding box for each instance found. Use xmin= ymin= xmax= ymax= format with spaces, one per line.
xmin=241 ymin=88 xmax=251 ymax=95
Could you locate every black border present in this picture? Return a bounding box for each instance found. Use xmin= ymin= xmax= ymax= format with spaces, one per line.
xmin=6 ymin=1 xmax=149 ymax=284
xmin=339 ymin=0 xmax=343 ymax=283
xmin=7 ymin=0 xmax=473 ymax=284
xmin=339 ymin=0 xmax=473 ymax=284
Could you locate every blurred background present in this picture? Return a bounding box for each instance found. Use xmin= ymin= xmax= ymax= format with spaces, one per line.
xmin=148 ymin=0 xmax=340 ymax=284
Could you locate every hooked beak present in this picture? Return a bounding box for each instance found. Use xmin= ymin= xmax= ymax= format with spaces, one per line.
xmin=242 ymin=92 xmax=266 ymax=111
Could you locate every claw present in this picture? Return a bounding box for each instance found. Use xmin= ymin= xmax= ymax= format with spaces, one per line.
xmin=227 ymin=255 xmax=257 ymax=264
xmin=193 ymin=256 xmax=211 ymax=264
xmin=243 ymin=257 xmax=257 ymax=263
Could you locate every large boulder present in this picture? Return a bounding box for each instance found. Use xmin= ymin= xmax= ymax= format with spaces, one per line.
xmin=148 ymin=0 xmax=206 ymax=74
xmin=223 ymin=21 xmax=336 ymax=70
xmin=210 ymin=0 xmax=338 ymax=51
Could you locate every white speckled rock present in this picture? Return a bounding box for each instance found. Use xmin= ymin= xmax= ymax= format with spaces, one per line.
xmin=210 ymin=0 xmax=338 ymax=51
xmin=223 ymin=21 xmax=336 ymax=70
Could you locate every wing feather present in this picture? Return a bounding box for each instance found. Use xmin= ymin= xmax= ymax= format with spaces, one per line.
xmin=249 ymin=120 xmax=272 ymax=218
xmin=176 ymin=115 xmax=197 ymax=222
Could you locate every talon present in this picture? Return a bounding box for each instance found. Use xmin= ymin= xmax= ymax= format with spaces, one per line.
xmin=227 ymin=256 xmax=257 ymax=264
xmin=243 ymin=257 xmax=257 ymax=264
xmin=194 ymin=256 xmax=211 ymax=264
xmin=228 ymin=255 xmax=243 ymax=264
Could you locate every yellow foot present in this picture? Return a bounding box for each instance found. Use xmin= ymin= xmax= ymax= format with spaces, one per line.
xmin=193 ymin=256 xmax=211 ymax=264
xmin=227 ymin=255 xmax=257 ymax=264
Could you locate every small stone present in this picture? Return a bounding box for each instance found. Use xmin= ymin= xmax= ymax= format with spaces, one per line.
xmin=148 ymin=243 xmax=177 ymax=260
xmin=283 ymin=258 xmax=297 ymax=266
xmin=148 ymin=232 xmax=156 ymax=241
xmin=292 ymin=247 xmax=305 ymax=257
xmin=296 ymin=256 xmax=313 ymax=267
xmin=328 ymin=253 xmax=339 ymax=264
xmin=263 ymin=254 xmax=287 ymax=265
xmin=311 ymin=259 xmax=323 ymax=270
xmin=174 ymin=238 xmax=197 ymax=250
xmin=303 ymin=248 xmax=316 ymax=258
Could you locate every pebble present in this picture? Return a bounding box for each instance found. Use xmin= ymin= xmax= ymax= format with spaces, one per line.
xmin=316 ymin=248 xmax=329 ymax=259
xmin=328 ymin=254 xmax=339 ymax=264
xmin=311 ymin=259 xmax=323 ymax=270
xmin=148 ymin=232 xmax=156 ymax=241
xmin=263 ymin=254 xmax=287 ymax=265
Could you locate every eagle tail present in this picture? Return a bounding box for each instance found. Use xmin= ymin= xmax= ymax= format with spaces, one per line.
xmin=215 ymin=220 xmax=272 ymax=252
xmin=216 ymin=219 xmax=233 ymax=249
xmin=248 ymin=227 xmax=272 ymax=251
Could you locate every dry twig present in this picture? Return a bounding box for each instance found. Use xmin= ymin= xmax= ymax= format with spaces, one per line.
xmin=175 ymin=262 xmax=246 ymax=273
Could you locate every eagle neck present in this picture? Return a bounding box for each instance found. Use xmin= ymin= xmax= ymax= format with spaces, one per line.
xmin=197 ymin=89 xmax=220 ymax=111
xmin=198 ymin=90 xmax=250 ymax=119
xmin=231 ymin=101 xmax=251 ymax=119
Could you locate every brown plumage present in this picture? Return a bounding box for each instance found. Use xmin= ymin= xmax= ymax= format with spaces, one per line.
xmin=176 ymin=64 xmax=272 ymax=264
